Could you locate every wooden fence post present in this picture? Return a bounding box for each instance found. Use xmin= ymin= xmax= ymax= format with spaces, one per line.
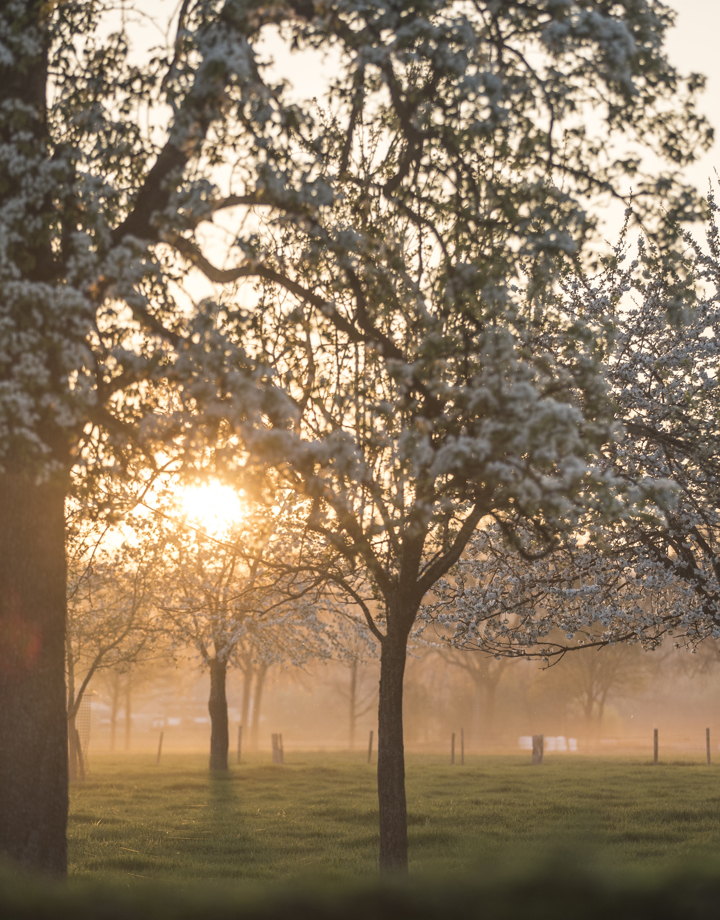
xmin=461 ymin=728 xmax=465 ymax=765
xmin=451 ymin=732 xmax=455 ymax=765
xmin=367 ymin=730 xmax=374 ymax=764
xmin=531 ymin=734 xmax=544 ymax=766
xmin=237 ymin=725 xmax=243 ymax=765
xmin=156 ymin=730 xmax=164 ymax=765
xmin=279 ymin=733 xmax=284 ymax=764
xmin=271 ymin=733 xmax=283 ymax=764
xmin=653 ymin=728 xmax=658 ymax=765
xmin=707 ymin=728 xmax=711 ymax=765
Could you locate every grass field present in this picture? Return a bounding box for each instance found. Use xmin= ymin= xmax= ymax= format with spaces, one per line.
xmin=68 ymin=751 xmax=720 ymax=886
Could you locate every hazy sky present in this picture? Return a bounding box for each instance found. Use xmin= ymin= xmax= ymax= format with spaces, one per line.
xmin=667 ymin=1 xmax=720 ymax=192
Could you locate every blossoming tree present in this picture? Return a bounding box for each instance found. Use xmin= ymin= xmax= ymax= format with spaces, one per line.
xmin=187 ymin=3 xmax=710 ymax=871
xmin=151 ymin=500 xmax=337 ymax=771
xmin=420 ymin=212 xmax=720 ymax=661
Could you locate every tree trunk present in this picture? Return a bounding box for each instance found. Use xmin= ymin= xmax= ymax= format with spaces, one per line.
xmin=68 ymin=714 xmax=85 ymax=782
xmin=250 ymin=663 xmax=268 ymax=750
xmin=124 ymin=674 xmax=132 ymax=751
xmin=485 ymin=680 xmax=498 ymax=738
xmin=0 ymin=473 xmax=69 ymax=875
xmin=377 ymin=623 xmax=410 ymax=872
xmin=349 ymin=660 xmax=358 ymax=750
xmin=240 ymin=659 xmax=253 ymax=741
xmin=472 ymin=680 xmax=483 ymax=748
xmin=68 ymin=710 xmax=79 ymax=782
xmin=109 ymin=673 xmax=121 ymax=753
xmin=208 ymin=658 xmax=229 ymax=771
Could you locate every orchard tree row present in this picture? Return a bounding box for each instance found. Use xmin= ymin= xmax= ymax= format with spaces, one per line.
xmin=64 ymin=477 xmax=370 ymax=778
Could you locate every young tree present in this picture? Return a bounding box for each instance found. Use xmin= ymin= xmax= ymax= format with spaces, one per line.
xmin=65 ymin=514 xmax=155 ymax=780
xmin=327 ymin=620 xmax=378 ymax=750
xmin=151 ymin=495 xmax=335 ymax=771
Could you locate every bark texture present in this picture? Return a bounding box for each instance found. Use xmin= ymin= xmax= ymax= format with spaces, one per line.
xmin=0 ymin=474 xmax=68 ymax=875
xmin=208 ymin=658 xmax=229 ymax=771
xmin=377 ymin=622 xmax=410 ymax=872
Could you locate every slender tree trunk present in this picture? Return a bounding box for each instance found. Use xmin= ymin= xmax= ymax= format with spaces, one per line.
xmin=598 ymin=689 xmax=609 ymax=726
xmin=485 ymin=680 xmax=498 ymax=738
xmin=109 ymin=677 xmax=119 ymax=753
xmin=377 ymin=621 xmax=410 ymax=872
xmin=472 ymin=680 xmax=483 ymax=748
xmin=250 ymin=663 xmax=268 ymax=750
xmin=208 ymin=658 xmax=229 ymax=771
xmin=124 ymin=674 xmax=132 ymax=752
xmin=68 ymin=709 xmax=85 ymax=782
xmin=66 ymin=634 xmax=77 ymax=782
xmin=0 ymin=473 xmax=69 ymax=875
xmin=349 ymin=660 xmax=358 ymax=750
xmin=67 ymin=709 xmax=79 ymax=782
xmin=240 ymin=660 xmax=253 ymax=740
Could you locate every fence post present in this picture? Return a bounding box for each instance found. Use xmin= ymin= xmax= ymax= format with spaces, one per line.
xmin=531 ymin=734 xmax=544 ymax=766
xmin=451 ymin=732 xmax=456 ymax=765
xmin=367 ymin=730 xmax=374 ymax=764
xmin=237 ymin=725 xmax=243 ymax=765
xmin=278 ymin=733 xmax=284 ymax=764
xmin=707 ymin=728 xmax=711 ymax=765
xmin=156 ymin=730 xmax=164 ymax=765
xmin=653 ymin=728 xmax=658 ymax=765
xmin=461 ymin=728 xmax=465 ymax=766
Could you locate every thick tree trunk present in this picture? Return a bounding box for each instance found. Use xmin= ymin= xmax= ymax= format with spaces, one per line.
xmin=377 ymin=624 xmax=410 ymax=872
xmin=0 ymin=473 xmax=68 ymax=875
xmin=208 ymin=658 xmax=229 ymax=771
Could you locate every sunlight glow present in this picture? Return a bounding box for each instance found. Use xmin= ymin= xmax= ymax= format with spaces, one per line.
xmin=178 ymin=481 xmax=244 ymax=536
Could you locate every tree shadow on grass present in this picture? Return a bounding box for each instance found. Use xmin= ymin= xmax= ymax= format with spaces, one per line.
xmin=207 ymin=770 xmax=240 ymax=817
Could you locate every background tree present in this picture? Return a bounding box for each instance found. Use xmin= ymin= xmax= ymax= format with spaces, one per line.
xmin=65 ymin=508 xmax=156 ymax=780
xmin=94 ymin=667 xmax=132 ymax=753
xmin=327 ymin=619 xmax=379 ymax=751
xmin=437 ymin=651 xmax=508 ymax=743
xmin=423 ymin=210 xmax=720 ymax=662
xmin=541 ymin=641 xmax=651 ymax=734
xmin=151 ymin=493 xmax=335 ymax=771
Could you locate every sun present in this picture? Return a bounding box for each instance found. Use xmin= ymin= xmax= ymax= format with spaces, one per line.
xmin=178 ymin=481 xmax=244 ymax=536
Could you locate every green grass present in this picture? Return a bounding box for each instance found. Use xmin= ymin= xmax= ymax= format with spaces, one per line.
xmin=68 ymin=752 xmax=720 ymax=886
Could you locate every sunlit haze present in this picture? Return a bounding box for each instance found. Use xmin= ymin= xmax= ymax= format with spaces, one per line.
xmin=178 ymin=481 xmax=244 ymax=536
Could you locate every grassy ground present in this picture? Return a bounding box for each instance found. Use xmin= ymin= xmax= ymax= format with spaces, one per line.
xmin=68 ymin=752 xmax=720 ymax=886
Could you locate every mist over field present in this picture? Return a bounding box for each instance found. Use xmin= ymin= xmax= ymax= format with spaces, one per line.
xmin=81 ymin=644 xmax=720 ymax=762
